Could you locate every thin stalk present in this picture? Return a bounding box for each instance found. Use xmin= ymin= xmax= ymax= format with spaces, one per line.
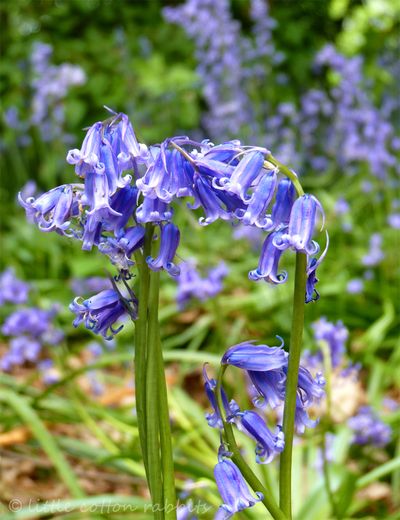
xmin=216 ymin=367 xmax=287 ymax=520
xmin=265 ymin=154 xmax=304 ymax=197
xmin=279 ymin=252 xmax=307 ymax=518
xmin=156 ymin=332 xmax=177 ymax=519
xmin=321 ymin=433 xmax=339 ymax=519
xmin=134 ymin=224 xmax=154 ymax=478
xmin=146 ymin=269 xmax=164 ymax=519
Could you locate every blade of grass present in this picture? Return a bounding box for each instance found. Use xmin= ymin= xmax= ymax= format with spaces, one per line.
xmin=0 ymin=389 xmax=84 ymax=498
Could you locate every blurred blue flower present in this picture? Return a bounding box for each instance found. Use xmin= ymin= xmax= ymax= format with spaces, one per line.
xmin=312 ymin=317 xmax=348 ymax=368
xmin=176 ymin=260 xmax=228 ymax=309
xmin=346 ymin=279 xmax=364 ymax=294
xmin=348 ymin=406 xmax=391 ymax=447
xmin=0 ymin=268 xmax=30 ymax=305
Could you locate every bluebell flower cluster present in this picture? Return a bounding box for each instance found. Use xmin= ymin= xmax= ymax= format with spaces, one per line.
xmin=311 ymin=317 xmax=349 ymax=368
xmin=205 ymin=338 xmax=324 ymax=514
xmin=176 ymin=260 xmax=228 ymax=309
xmin=20 ymin=110 xmax=328 ymax=338
xmin=1 ymin=306 xmax=64 ymax=371
xmin=348 ymin=406 xmax=391 ymax=447
xmin=4 ymin=42 xmax=86 ymax=146
xmin=164 ymin=0 xmax=283 ymax=142
xmin=0 ymin=268 xmax=30 ymax=305
xmin=30 ymin=42 xmax=86 ymax=143
xmin=165 ymin=2 xmax=397 ymax=180
xmin=205 ymin=338 xmax=324 ymax=448
xmin=362 ymin=233 xmax=384 ymax=267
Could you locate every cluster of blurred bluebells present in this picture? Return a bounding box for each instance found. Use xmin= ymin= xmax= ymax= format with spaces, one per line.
xmin=4 ymin=42 xmax=85 ymax=146
xmin=0 ymin=268 xmax=62 ymax=382
xmin=164 ymin=0 xmax=399 ymax=180
xmin=19 ymin=110 xmax=327 ymax=340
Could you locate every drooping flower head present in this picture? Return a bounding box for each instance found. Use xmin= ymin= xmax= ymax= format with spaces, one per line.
xmin=69 ymin=288 xmax=133 ymax=340
xmin=214 ymin=457 xmax=262 ymax=519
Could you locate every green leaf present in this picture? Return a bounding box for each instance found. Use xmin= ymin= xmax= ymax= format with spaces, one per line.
xmin=335 ymin=470 xmax=358 ymax=517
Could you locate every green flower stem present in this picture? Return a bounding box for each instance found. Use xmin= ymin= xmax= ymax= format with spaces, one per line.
xmin=146 ymin=269 xmax=164 ymax=519
xmin=279 ymin=252 xmax=308 ymax=518
xmin=264 ymin=154 xmax=305 ymax=197
xmin=216 ymin=367 xmax=287 ymax=520
xmin=156 ymin=333 xmax=177 ymax=519
xmin=134 ymin=225 xmax=154 ymax=480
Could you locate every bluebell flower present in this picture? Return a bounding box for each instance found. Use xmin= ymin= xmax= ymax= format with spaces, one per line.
xmin=84 ymin=167 xmax=123 ymax=223
xmin=273 ymin=194 xmax=323 ymax=255
xmin=18 ymin=184 xmax=79 ymax=234
xmin=346 ymin=279 xmax=364 ymax=294
xmin=0 ymin=269 xmax=30 ymax=305
xmin=235 ymin=170 xmax=277 ymax=228
xmin=194 ymin=157 xmax=235 ymax=180
xmin=109 ymin=185 xmax=139 ymax=236
xmin=201 ymin=141 xmax=242 ymax=163
xmin=248 ymin=229 xmax=288 ymax=284
xmin=111 ymin=112 xmax=149 ymax=165
xmin=248 ymin=368 xmax=287 ymax=410
xmin=312 ymin=317 xmax=348 ymax=368
xmin=348 ymin=406 xmax=391 ymax=447
xmin=388 ymin=213 xmax=400 ymax=229
xmin=67 ymin=121 xmax=103 ymax=176
xmin=214 ymin=458 xmax=262 ymax=519
xmin=306 ymin=231 xmax=329 ymax=303
xmin=271 ymin=178 xmax=296 ymax=226
xmin=136 ymin=145 xmax=172 ymax=201
xmin=136 ymin=196 xmax=173 ymax=224
xmin=190 ymin=176 xmax=232 ymax=225
xmin=214 ymin=150 xmax=265 ymax=202
xmin=222 ymin=338 xmax=287 ymax=371
xmin=99 ymin=225 xmax=145 ymax=270
xmin=176 ymin=260 xmax=228 ymax=309
xmin=2 ymin=308 xmax=54 ymax=338
xmin=296 ymin=366 xmax=325 ymax=407
xmin=81 ymin=212 xmax=104 ymax=251
xmin=69 ymin=289 xmax=131 ymax=339
xmin=293 ymin=366 xmax=325 ymax=434
xmin=237 ymin=410 xmax=285 ymax=464
xmin=0 ymin=336 xmax=42 ymax=371
xmin=146 ymin=223 xmax=180 ymax=276
xmin=203 ymin=365 xmax=240 ymax=428
xmin=38 ymin=359 xmax=60 ymax=385
xmin=362 ymin=233 xmax=384 ymax=267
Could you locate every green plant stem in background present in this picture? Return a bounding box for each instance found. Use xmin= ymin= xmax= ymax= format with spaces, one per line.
xmin=216 ymin=367 xmax=287 ymax=520
xmin=279 ymin=252 xmax=307 ymax=518
xmin=319 ymin=340 xmax=339 ymax=517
